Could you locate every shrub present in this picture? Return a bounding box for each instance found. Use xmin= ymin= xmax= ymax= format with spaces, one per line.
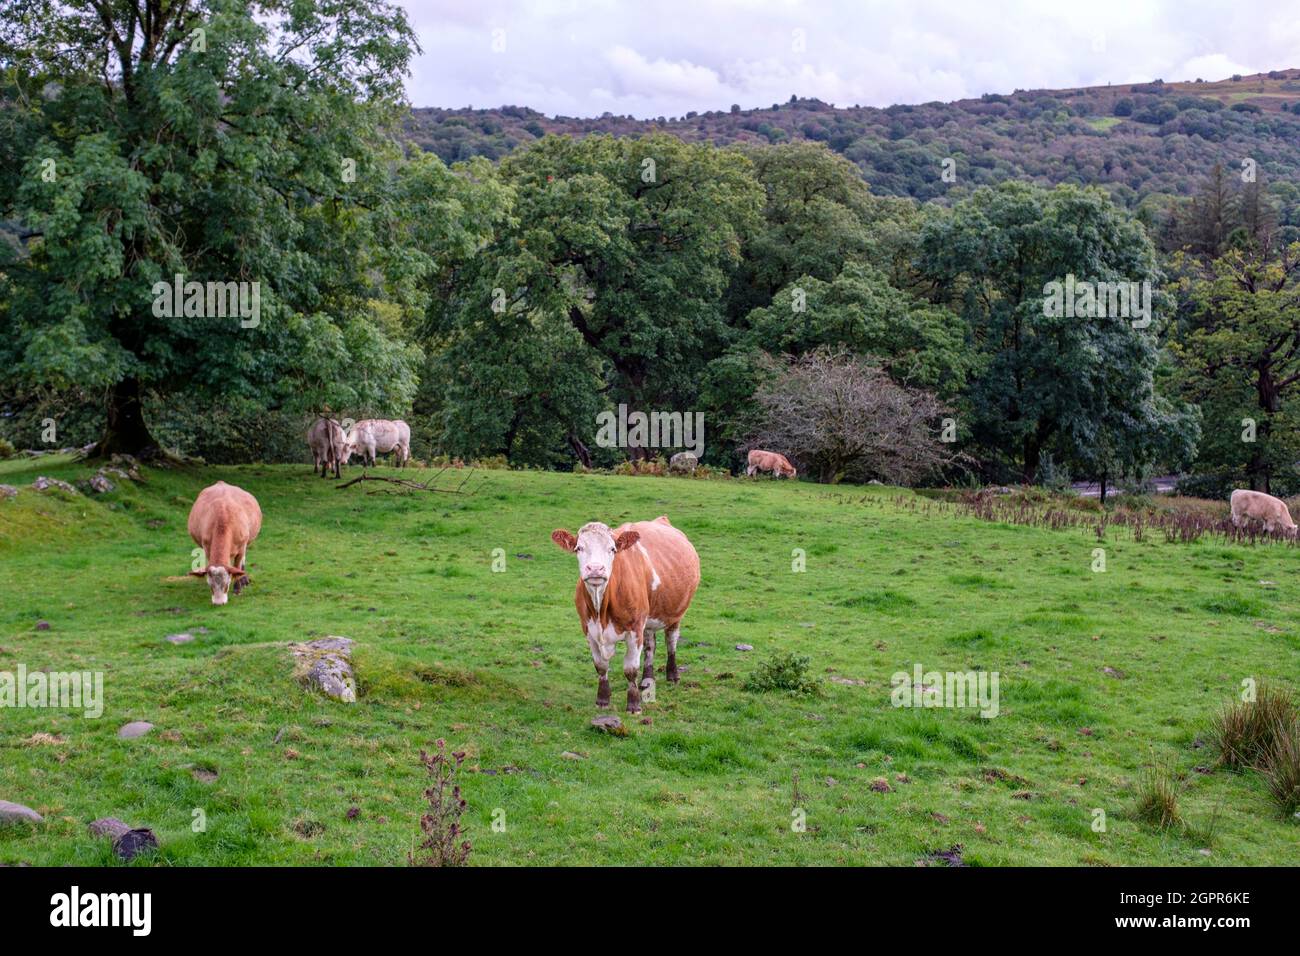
xmin=0 ymin=438 xmax=14 ymax=459
xmin=1211 ymin=682 xmax=1297 ymax=771
xmin=613 ymin=456 xmax=667 ymax=476
xmin=742 ymin=652 xmax=822 ymax=696
xmin=749 ymin=349 xmax=964 ymax=485
xmin=409 ymin=739 xmax=471 ymax=867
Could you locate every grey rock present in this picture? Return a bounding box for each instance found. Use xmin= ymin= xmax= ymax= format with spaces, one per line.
xmin=31 ymin=476 xmax=77 ymax=494
xmin=0 ymin=800 xmax=43 ymax=826
xmin=0 ymin=484 xmax=17 ymax=500
xmin=291 ymin=636 xmax=357 ymax=703
xmin=735 ymin=643 xmax=754 ymax=651
xmin=84 ymin=474 xmax=114 ymax=494
xmin=590 ymin=715 xmax=627 ymax=736
xmin=668 ymin=452 xmax=699 ymax=474
xmin=88 ymin=818 xmax=159 ymax=861
xmin=117 ymin=721 xmax=154 ymax=739
xmin=35 ymin=620 xmax=50 ymax=631
xmin=165 ymin=632 xmax=195 ymax=645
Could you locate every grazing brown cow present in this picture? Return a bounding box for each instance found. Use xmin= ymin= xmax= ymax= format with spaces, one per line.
xmin=188 ymin=481 xmax=262 ymax=606
xmin=746 ymin=449 xmax=797 ymax=478
xmin=307 ymin=418 xmax=349 ymax=479
xmin=1230 ymin=489 xmax=1298 ymax=537
xmin=551 ymin=516 xmax=700 ymax=713
xmin=347 ymin=419 xmax=411 ymax=468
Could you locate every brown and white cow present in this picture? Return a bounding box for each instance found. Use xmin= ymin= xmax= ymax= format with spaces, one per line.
xmin=746 ymin=449 xmax=797 ymax=478
xmin=1230 ymin=489 xmax=1298 ymax=537
xmin=347 ymin=419 xmax=411 ymax=468
xmin=188 ymin=481 xmax=263 ymax=606
xmin=551 ymin=516 xmax=700 ymax=713
xmin=307 ymin=417 xmax=349 ymax=479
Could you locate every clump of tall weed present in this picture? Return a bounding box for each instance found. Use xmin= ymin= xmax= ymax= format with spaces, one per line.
xmin=409 ymin=739 xmax=471 ymax=867
xmin=1211 ymin=682 xmax=1297 ymax=771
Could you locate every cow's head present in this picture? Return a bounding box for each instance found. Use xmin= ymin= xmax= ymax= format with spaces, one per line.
xmin=780 ymin=462 xmax=798 ymax=478
xmin=552 ymin=521 xmax=640 ymax=586
xmin=190 ymin=564 xmax=248 ymax=605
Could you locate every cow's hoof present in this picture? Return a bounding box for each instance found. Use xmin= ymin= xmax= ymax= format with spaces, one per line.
xmin=626 ymin=701 xmax=642 ymax=714
xmin=666 ymin=668 xmax=680 ymax=684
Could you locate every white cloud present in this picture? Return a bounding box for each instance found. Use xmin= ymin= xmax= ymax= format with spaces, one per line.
xmin=401 ymin=0 xmax=1298 ymax=116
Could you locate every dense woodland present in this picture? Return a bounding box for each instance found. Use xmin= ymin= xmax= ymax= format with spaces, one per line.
xmin=3 ymin=1 xmax=1299 ymax=496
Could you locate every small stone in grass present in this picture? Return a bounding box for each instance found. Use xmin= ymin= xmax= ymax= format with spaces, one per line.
xmin=166 ymin=632 xmax=194 ymax=644
xmin=591 ymin=715 xmax=627 ymax=736
xmin=88 ymin=818 xmax=159 ymax=861
xmin=117 ymin=721 xmax=153 ymax=739
xmin=560 ymin=751 xmax=585 ymax=760
xmin=35 ymin=620 xmax=50 ymax=631
xmin=0 ymin=800 xmax=43 ymax=826
xmin=735 ymin=643 xmax=754 ymax=651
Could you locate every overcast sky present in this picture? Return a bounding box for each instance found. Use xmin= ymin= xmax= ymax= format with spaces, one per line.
xmin=401 ymin=0 xmax=1300 ymax=116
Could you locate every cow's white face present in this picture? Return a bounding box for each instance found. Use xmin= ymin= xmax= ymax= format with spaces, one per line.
xmin=575 ymin=523 xmax=618 ymax=585
xmin=551 ymin=522 xmax=641 ymax=610
xmin=206 ymin=565 xmax=232 ymax=606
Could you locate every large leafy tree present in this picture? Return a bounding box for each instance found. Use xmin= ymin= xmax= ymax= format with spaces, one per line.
xmin=917 ymin=182 xmax=1196 ymax=484
xmin=0 ymin=0 xmax=436 ymax=456
xmin=1171 ymin=241 xmax=1300 ymax=492
xmin=723 ymin=141 xmax=901 ymax=320
xmin=424 ymin=133 xmax=763 ymax=462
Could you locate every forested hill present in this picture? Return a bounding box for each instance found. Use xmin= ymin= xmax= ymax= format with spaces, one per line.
xmin=407 ymin=69 xmax=1300 ymax=212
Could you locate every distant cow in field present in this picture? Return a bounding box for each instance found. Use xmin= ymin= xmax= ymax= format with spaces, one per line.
xmin=669 ymin=452 xmax=698 ymax=474
xmin=347 ymin=419 xmax=411 ymax=468
xmin=1230 ymin=489 xmax=1298 ymax=537
xmin=308 ymin=418 xmax=349 ymax=479
xmin=188 ymin=481 xmax=262 ymax=606
xmin=746 ymin=449 xmax=797 ymax=478
xmin=551 ymin=516 xmax=700 ymax=713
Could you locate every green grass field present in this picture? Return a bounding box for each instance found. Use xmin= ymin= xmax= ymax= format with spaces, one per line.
xmin=1 ymin=455 xmax=1298 ymax=865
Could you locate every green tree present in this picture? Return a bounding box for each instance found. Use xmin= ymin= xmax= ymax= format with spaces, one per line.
xmin=724 ymin=141 xmax=898 ymax=319
xmin=1171 ymin=242 xmax=1300 ymax=492
xmin=918 ymin=182 xmax=1194 ymax=484
xmin=425 ymin=133 xmax=762 ymax=462
xmin=0 ymin=0 xmax=438 ymax=456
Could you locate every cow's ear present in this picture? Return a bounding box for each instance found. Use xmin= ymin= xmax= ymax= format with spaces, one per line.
xmin=614 ymin=530 xmax=640 ymax=552
xmin=224 ymin=565 xmax=248 ymax=579
xmin=551 ymin=529 xmax=577 ymax=552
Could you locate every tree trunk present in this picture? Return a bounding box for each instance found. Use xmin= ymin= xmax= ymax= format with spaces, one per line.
xmin=96 ymin=377 xmax=161 ymax=459
xmin=568 ymin=434 xmax=592 ymax=468
xmin=1099 ymin=472 xmax=1108 ymax=505
xmin=1022 ymin=438 xmax=1040 ymax=485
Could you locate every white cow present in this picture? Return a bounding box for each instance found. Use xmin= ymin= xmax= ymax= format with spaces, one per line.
xmin=347 ymin=419 xmax=411 ymax=468
xmin=1230 ymin=489 xmax=1298 ymax=536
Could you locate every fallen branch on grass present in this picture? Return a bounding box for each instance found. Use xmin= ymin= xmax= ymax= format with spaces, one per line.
xmin=335 ymin=466 xmax=486 ymax=496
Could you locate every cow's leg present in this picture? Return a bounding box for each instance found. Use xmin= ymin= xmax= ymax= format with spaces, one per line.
xmin=233 ymin=546 xmax=250 ymax=594
xmin=588 ymin=632 xmax=614 ymax=709
xmin=666 ymin=623 xmax=682 ymax=683
xmin=623 ymin=628 xmax=645 ymax=713
xmin=641 ymin=627 xmax=656 ymax=684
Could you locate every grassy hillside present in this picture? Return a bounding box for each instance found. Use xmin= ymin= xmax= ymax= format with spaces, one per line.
xmin=408 ymin=70 xmax=1300 ymax=213
xmin=1 ymin=456 xmax=1298 ymax=865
